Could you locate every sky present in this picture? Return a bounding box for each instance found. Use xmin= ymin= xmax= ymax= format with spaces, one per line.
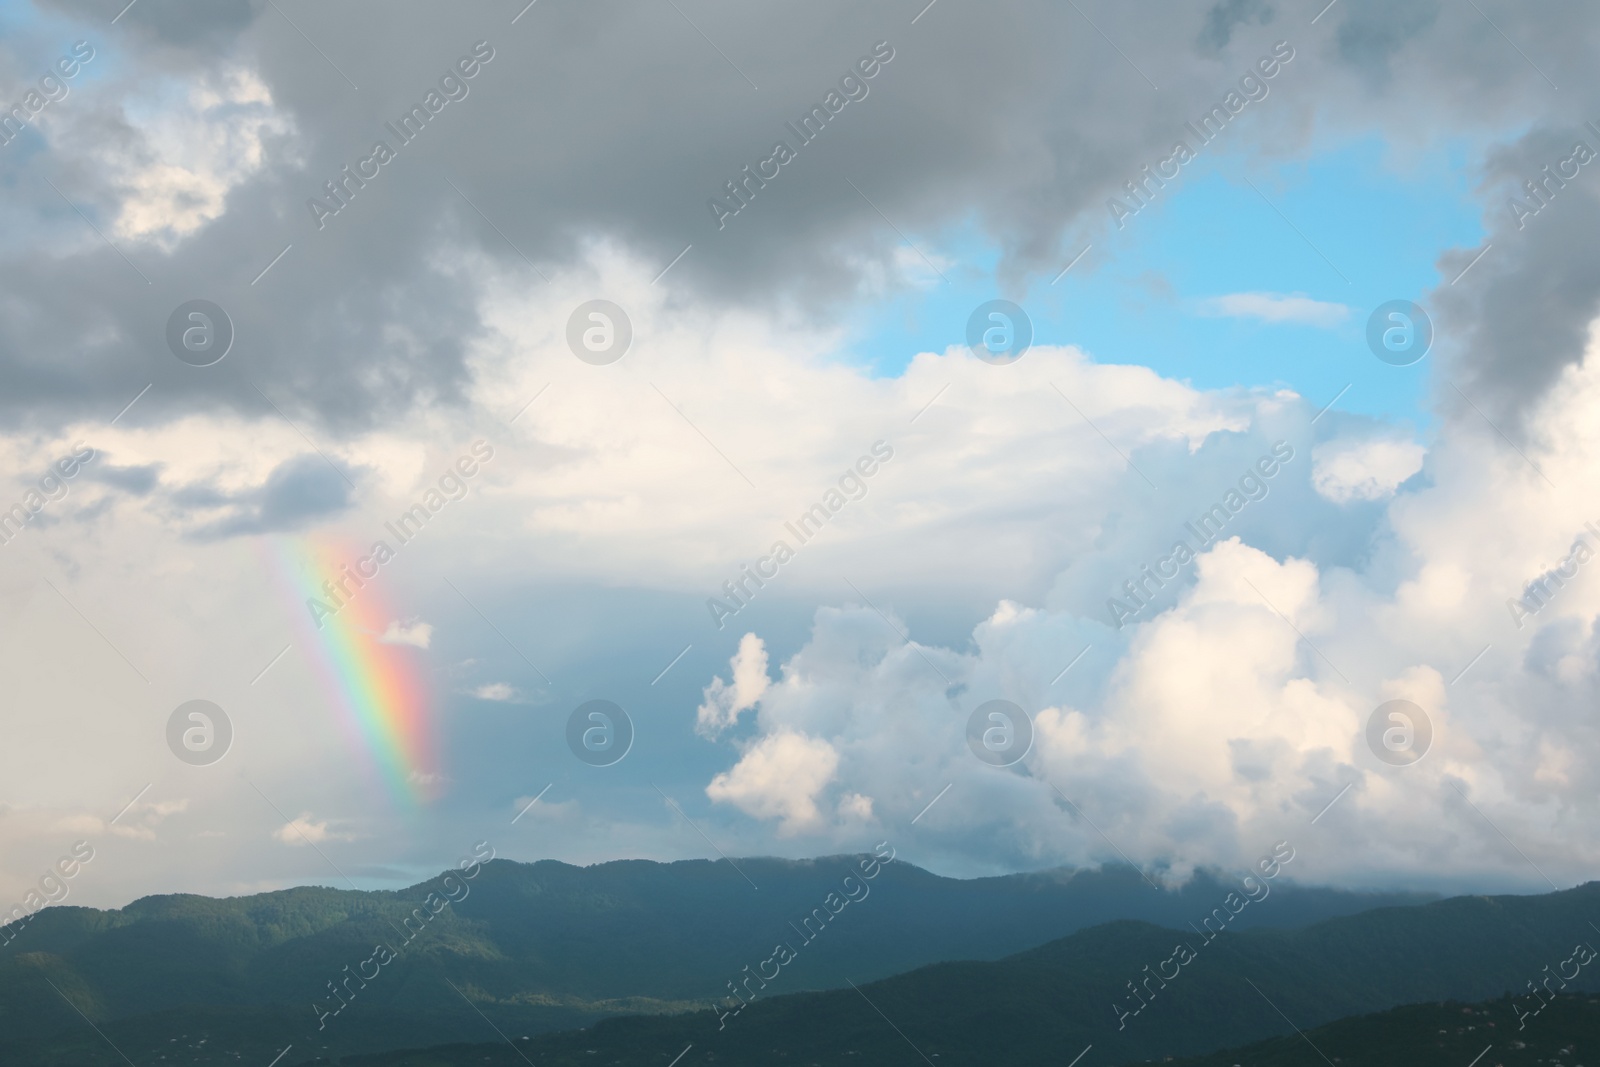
xmin=1 ymin=0 xmax=1598 ymax=911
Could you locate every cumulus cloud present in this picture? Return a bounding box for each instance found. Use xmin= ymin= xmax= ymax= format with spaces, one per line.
xmin=106 ymin=798 xmax=190 ymax=842
xmin=470 ymin=682 xmax=516 ymax=702
xmin=677 ymin=338 xmax=1600 ymax=888
xmin=105 ymin=68 xmax=294 ymax=246
xmin=1312 ymin=436 xmax=1427 ymax=502
xmin=838 ymin=792 xmax=875 ymax=821
xmin=271 ymin=814 xmax=352 ymax=846
xmin=696 ymin=633 xmax=771 ymax=737
xmin=706 ymin=729 xmax=841 ymax=835
xmin=380 ymin=618 xmax=433 ymax=649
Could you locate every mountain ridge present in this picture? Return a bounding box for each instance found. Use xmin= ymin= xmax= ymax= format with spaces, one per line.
xmin=281 ymin=879 xmax=1600 ymax=1067
xmin=0 ymin=853 xmax=1448 ymax=1064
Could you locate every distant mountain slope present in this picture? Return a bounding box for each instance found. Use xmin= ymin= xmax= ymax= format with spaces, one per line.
xmin=254 ymin=881 xmax=1600 ymax=1067
xmin=0 ymin=853 xmax=1429 ymax=1064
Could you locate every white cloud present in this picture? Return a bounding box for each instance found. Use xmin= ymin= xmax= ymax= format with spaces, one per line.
xmin=673 ymin=339 xmax=1600 ymax=889
xmin=271 ymin=814 xmax=352 ymax=846
xmin=108 ymin=798 xmax=190 ymax=841
xmin=838 ymin=792 xmax=875 ymax=820
xmin=471 ymin=682 xmax=517 ymax=701
xmin=380 ymin=619 xmax=433 ymax=649
xmin=99 ymin=68 xmax=295 ymax=246
xmin=511 ymin=793 xmax=577 ymax=822
xmin=706 ymin=730 xmax=840 ymax=835
xmin=1201 ymin=292 xmax=1351 ymax=328
xmin=696 ymin=633 xmax=771 ymax=737
xmin=1313 ymin=436 xmax=1427 ymax=503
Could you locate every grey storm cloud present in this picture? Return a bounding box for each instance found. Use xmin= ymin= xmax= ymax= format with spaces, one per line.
xmin=1331 ymin=0 xmax=1442 ymax=82
xmin=2 ymin=0 xmax=1597 ymax=438
xmin=186 ymin=452 xmax=354 ymax=538
xmin=1197 ymin=0 xmax=1277 ymax=53
xmin=1435 ymin=124 xmax=1600 ymax=437
xmin=85 ymin=460 xmax=161 ymax=495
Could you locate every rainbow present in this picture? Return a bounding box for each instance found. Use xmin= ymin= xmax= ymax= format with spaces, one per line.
xmin=266 ymin=537 xmax=439 ymax=806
